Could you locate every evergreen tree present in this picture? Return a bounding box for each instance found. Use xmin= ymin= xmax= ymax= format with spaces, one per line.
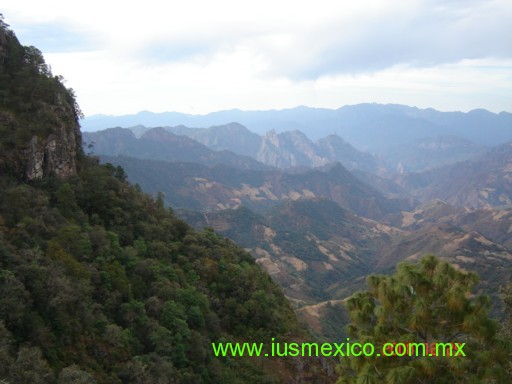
xmin=499 ymin=278 xmax=512 ymax=375
xmin=337 ymin=255 xmax=510 ymax=383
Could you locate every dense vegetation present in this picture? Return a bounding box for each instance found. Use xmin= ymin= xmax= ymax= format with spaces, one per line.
xmin=0 ymin=16 xmax=330 ymax=383
xmin=0 ymin=159 xmax=315 ymax=383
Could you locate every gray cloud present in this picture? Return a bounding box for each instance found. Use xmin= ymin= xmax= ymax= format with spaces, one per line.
xmin=127 ymin=1 xmax=511 ymax=80
xmin=258 ymin=0 xmax=512 ymax=79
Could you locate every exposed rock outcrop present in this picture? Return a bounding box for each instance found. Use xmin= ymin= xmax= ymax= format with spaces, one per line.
xmin=24 ymin=126 xmax=80 ymax=180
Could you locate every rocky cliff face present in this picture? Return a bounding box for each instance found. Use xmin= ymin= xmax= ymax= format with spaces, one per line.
xmin=23 ymin=118 xmax=81 ymax=180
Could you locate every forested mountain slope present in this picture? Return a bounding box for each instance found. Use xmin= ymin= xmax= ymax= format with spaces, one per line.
xmin=0 ymin=16 xmax=332 ymax=384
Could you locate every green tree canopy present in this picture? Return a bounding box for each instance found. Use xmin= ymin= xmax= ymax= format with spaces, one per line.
xmin=499 ymin=278 xmax=512 ymax=375
xmin=337 ymin=255 xmax=511 ymax=384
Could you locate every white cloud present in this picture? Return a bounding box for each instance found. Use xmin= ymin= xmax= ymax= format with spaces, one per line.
xmin=2 ymin=0 xmax=511 ymax=115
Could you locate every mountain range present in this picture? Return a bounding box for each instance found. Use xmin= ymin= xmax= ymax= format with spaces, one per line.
xmin=83 ymin=104 xmax=512 ymax=175
xmin=83 ymin=126 xmax=272 ymax=171
xmin=84 ymin=124 xmax=383 ymax=173
xmin=83 ymin=118 xmax=512 ymax=338
xmin=396 ymin=142 xmax=512 ymax=208
xmin=81 ymin=104 xmax=512 ymax=151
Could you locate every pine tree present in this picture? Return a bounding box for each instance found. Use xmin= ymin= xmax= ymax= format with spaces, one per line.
xmin=499 ymin=279 xmax=512 ymax=375
xmin=337 ymin=255 xmax=510 ymax=383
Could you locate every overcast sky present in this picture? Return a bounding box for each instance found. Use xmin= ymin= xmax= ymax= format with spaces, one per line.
xmin=2 ymin=0 xmax=511 ymax=116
